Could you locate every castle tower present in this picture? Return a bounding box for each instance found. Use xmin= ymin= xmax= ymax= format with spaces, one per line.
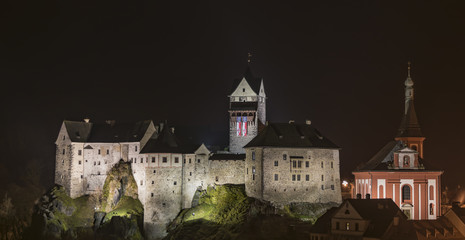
xmin=395 ymin=62 xmax=426 ymax=158
xmin=228 ymin=63 xmax=266 ymax=154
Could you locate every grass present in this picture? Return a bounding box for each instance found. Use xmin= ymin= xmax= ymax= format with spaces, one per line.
xmin=103 ymin=196 xmax=143 ymax=222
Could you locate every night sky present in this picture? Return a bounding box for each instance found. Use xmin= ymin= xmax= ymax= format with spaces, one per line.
xmin=1 ymin=1 xmax=465 ymax=190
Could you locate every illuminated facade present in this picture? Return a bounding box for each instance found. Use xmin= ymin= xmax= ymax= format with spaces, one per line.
xmin=352 ymin=63 xmax=443 ymax=220
xmin=228 ymin=66 xmax=266 ymax=153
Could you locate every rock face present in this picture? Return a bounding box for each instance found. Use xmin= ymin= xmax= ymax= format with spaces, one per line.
xmin=27 ymin=162 xmax=144 ymax=240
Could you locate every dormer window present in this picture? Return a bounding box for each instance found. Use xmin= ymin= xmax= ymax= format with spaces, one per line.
xmin=403 ymin=155 xmax=410 ymax=167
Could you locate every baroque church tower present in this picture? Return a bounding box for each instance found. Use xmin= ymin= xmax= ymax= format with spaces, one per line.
xmin=228 ymin=61 xmax=266 ymax=153
xmin=395 ymin=62 xmax=425 ymax=158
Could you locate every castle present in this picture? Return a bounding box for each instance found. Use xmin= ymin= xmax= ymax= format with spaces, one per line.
xmin=54 ymin=66 xmax=342 ymax=239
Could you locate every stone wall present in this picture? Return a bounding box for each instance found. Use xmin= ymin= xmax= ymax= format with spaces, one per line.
xmin=246 ymin=147 xmax=342 ymax=205
xmin=229 ymin=121 xmax=258 ymax=154
xmin=207 ymin=160 xmax=245 ymax=186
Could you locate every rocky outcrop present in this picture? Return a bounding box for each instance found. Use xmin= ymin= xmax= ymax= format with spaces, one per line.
xmin=27 ymin=161 xmax=144 ymax=240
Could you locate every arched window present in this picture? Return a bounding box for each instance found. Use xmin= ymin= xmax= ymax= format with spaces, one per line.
xmin=429 ymin=185 xmax=434 ymax=200
xmin=430 ymin=203 xmax=434 ymax=215
xmin=402 ymin=185 xmax=411 ymax=202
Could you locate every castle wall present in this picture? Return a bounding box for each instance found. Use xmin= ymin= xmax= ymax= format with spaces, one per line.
xmin=246 ymin=147 xmax=342 ymax=205
xmin=182 ymin=153 xmax=209 ymax=208
xmin=207 ymin=160 xmax=245 ymax=186
xmin=229 ymin=121 xmax=257 ymax=154
xmin=245 ymin=148 xmax=264 ymax=199
xmin=55 ymin=124 xmax=73 ymax=196
xmin=143 ymin=160 xmax=183 ymax=239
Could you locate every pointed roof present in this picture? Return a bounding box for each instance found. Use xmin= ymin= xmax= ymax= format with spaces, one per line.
xmin=140 ymin=123 xmax=198 ymax=154
xmin=230 ymin=65 xmax=263 ymax=95
xmin=397 ymin=100 xmax=423 ymax=138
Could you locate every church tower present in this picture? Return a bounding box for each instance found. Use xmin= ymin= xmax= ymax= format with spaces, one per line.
xmin=228 ymin=61 xmax=266 ymax=154
xmin=395 ymin=62 xmax=426 ymax=158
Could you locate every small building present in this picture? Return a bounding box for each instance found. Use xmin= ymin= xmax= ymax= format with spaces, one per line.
xmin=353 ymin=63 xmax=443 ymax=220
xmin=244 ymin=120 xmax=342 ymax=205
xmin=310 ymin=199 xmax=414 ymax=240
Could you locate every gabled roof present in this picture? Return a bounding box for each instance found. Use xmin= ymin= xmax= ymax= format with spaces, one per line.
xmin=140 ymin=124 xmax=198 ymax=154
xmin=354 ymin=140 xmax=440 ymax=172
xmin=346 ymin=199 xmax=404 ymax=238
xmin=230 ymin=66 xmax=262 ymax=95
xmin=397 ymin=100 xmax=423 ymax=138
xmin=63 ymin=120 xmax=152 ymax=143
xmin=244 ymin=122 xmax=339 ymax=149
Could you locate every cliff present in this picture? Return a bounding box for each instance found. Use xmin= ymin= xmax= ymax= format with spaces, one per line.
xmin=26 ymin=161 xmax=144 ymax=240
xmin=164 ymin=184 xmax=334 ymax=240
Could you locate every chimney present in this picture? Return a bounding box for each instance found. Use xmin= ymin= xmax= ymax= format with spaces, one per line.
xmin=356 ymin=193 xmax=361 ymax=199
xmin=366 ymin=194 xmax=371 ymax=199
xmin=305 ymin=119 xmax=311 ymax=125
xmin=289 ymin=120 xmax=295 ymax=124
xmin=83 ymin=118 xmax=90 ymax=123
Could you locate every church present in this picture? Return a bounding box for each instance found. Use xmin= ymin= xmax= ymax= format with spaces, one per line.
xmin=54 ymin=64 xmax=342 ymax=238
xmin=352 ymin=63 xmax=443 ymax=220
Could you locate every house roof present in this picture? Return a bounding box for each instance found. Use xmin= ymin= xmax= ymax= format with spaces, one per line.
xmin=244 ymin=122 xmax=339 ymax=149
xmin=354 ymin=140 xmax=440 ymax=172
xmin=209 ymin=153 xmax=245 ymax=161
xmin=63 ymin=120 xmax=152 ymax=143
xmin=411 ymin=217 xmax=463 ymax=239
xmin=397 ymin=100 xmax=423 ymax=138
xmin=140 ymin=124 xmax=198 ymax=154
xmin=346 ymin=199 xmax=404 ymax=238
xmin=310 ymin=207 xmax=338 ymax=234
xmin=230 ymin=66 xmax=262 ymax=95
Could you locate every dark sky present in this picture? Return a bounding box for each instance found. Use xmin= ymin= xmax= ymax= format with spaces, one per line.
xmin=1 ymin=1 xmax=465 ymax=189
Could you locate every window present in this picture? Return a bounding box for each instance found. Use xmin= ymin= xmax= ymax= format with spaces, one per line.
xmin=306 ymin=175 xmax=309 ymax=181
xmin=174 ymin=157 xmax=179 ymax=163
xmin=292 ymin=161 xmax=297 ymax=168
xmin=63 ymin=135 xmax=65 ymax=140
xmin=297 ymin=161 xmax=302 ymax=168
xmin=94 ymin=162 xmax=96 ymax=166
xmin=190 ymin=172 xmax=192 ymax=176
xmin=140 ymin=180 xmax=143 ymax=186
xmin=252 ymin=174 xmax=255 ymax=181
xmin=274 ymin=161 xmax=278 ymax=166
xmin=346 ymin=222 xmax=350 ymax=230
xmin=62 ymin=149 xmax=65 ymax=155
xmin=242 ymin=88 xmax=245 ymax=92
xmin=198 ymin=159 xmax=200 ymax=163
xmin=189 ymin=159 xmax=192 ymax=163
xmin=78 ymin=160 xmax=82 ymax=165
xmin=153 ymin=170 xmax=156 ymax=174
xmin=402 ymin=185 xmax=411 ymax=201
xmin=183 ymin=159 xmax=186 ymax=164
xmin=80 ymin=175 xmax=83 ymax=179
xmin=331 ymin=185 xmax=335 ymax=190
xmin=174 ymin=181 xmax=177 ymax=185
xmin=135 ymin=146 xmax=138 ymax=152
xmin=162 ymin=203 xmax=166 ymax=207
xmin=430 ymin=203 xmax=434 ymax=215
xmin=321 ymin=161 xmax=323 ymax=168
xmin=292 ymin=175 xmax=296 ymax=181
xmin=152 ymin=157 xmax=155 ymax=163
xmin=98 ymin=149 xmax=101 ymax=155
xmin=321 ymin=175 xmax=324 ymax=181
xmin=162 ymin=157 xmax=167 ymax=163
xmin=78 ymin=150 xmax=82 ymax=155
xmin=97 ymin=171 xmax=100 ymax=175
xmin=252 ymin=151 xmax=255 ymax=160
xmin=336 ymin=222 xmax=340 ymax=230
xmin=140 ymin=158 xmax=143 ymax=163
xmin=283 ymin=154 xmax=287 ymax=160
xmin=106 ymin=149 xmax=109 ymax=154
xmin=297 ymin=175 xmax=301 ymax=181
xmin=411 ymin=145 xmax=418 ymax=151
xmin=274 ymin=174 xmax=278 ymax=181
xmin=321 ymin=185 xmax=324 ymax=190
xmin=331 ymin=162 xmax=333 ymax=168
xmin=306 ymin=161 xmax=309 ymax=168
xmin=152 ymin=181 xmax=154 ymax=184
xmin=429 ymin=185 xmax=434 ymax=200
xmin=215 ymin=176 xmax=219 ymax=182
xmin=151 ymin=193 xmax=154 ymax=197
xmin=403 ymin=155 xmax=410 ymax=166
